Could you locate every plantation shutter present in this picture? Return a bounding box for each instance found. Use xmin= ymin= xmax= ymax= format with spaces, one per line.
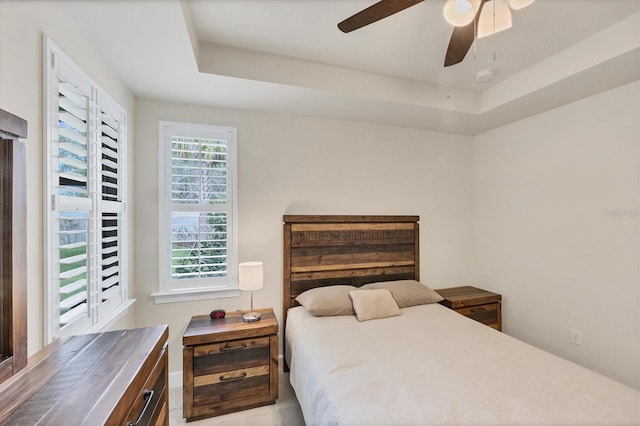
xmin=54 ymin=67 xmax=93 ymax=333
xmin=171 ymin=136 xmax=229 ymax=281
xmin=161 ymin=124 xmax=237 ymax=293
xmin=47 ymin=41 xmax=128 ymax=339
xmin=58 ymin=81 xmax=90 ymax=199
xmin=57 ymin=211 xmax=89 ymax=328
xmin=101 ymin=112 xmax=119 ymax=201
xmin=98 ymin=103 xmax=125 ymax=313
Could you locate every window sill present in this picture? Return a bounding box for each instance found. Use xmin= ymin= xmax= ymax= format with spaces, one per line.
xmin=83 ymin=298 xmax=136 ymax=335
xmin=151 ymin=288 xmax=240 ymax=304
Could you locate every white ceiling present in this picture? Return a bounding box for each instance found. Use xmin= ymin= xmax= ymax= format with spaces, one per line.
xmin=191 ymin=0 xmax=636 ymax=90
xmin=60 ymin=0 xmax=640 ymax=135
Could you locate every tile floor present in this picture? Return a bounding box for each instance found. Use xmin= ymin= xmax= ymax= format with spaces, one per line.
xmin=169 ymin=369 xmax=305 ymax=425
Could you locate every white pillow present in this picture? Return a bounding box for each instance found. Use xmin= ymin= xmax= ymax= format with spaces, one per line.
xmin=349 ymin=289 xmax=401 ymax=322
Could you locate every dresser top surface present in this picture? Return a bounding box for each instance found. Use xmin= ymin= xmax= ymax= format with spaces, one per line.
xmin=0 ymin=325 xmax=168 ymax=424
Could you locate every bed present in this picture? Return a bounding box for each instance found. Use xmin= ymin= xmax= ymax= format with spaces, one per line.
xmin=283 ymin=215 xmax=640 ymax=425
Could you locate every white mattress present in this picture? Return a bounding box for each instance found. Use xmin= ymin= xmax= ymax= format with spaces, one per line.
xmin=286 ymin=304 xmax=640 ymax=425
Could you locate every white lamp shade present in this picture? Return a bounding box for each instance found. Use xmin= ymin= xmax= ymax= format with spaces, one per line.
xmin=506 ymin=0 xmax=534 ymax=10
xmin=239 ymin=261 xmax=263 ymax=291
xmin=478 ymin=0 xmax=512 ymax=38
xmin=443 ymin=0 xmax=481 ymax=27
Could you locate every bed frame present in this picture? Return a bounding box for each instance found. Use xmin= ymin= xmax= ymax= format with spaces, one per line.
xmin=282 ymin=215 xmax=420 ymax=364
xmin=281 ymin=216 xmax=640 ymax=425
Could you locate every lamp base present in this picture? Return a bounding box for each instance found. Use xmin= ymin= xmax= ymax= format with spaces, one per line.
xmin=242 ymin=311 xmax=261 ymax=322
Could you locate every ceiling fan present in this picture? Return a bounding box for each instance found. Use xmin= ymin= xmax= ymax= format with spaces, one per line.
xmin=337 ymin=0 xmax=535 ymax=67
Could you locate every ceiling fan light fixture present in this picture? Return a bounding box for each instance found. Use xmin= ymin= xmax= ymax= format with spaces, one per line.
xmin=443 ymin=0 xmax=480 ymax=27
xmin=506 ymin=0 xmax=535 ymax=10
xmin=477 ymin=0 xmax=512 ymax=38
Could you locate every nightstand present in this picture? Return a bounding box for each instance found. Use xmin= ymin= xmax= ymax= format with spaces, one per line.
xmin=436 ymin=286 xmax=502 ymax=331
xmin=182 ymin=308 xmax=278 ymax=422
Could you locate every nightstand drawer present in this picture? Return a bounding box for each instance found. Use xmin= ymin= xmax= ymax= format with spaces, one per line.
xmin=193 ymin=365 xmax=270 ymax=406
xmin=457 ymin=303 xmax=500 ymax=329
xmin=194 ymin=337 xmax=270 ymax=375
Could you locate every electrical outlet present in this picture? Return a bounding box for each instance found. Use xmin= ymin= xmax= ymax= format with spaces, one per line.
xmin=570 ymin=328 xmax=583 ymax=346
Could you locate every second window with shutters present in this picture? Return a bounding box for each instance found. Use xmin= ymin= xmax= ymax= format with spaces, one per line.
xmin=154 ymin=122 xmax=238 ymax=303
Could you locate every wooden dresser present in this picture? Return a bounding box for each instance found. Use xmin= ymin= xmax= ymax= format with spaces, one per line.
xmin=183 ymin=308 xmax=278 ymax=422
xmin=436 ymin=286 xmax=502 ymax=331
xmin=0 ymin=325 xmax=168 ymax=425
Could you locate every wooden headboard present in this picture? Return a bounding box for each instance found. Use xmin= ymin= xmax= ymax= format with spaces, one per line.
xmin=283 ymin=215 xmax=420 ymax=328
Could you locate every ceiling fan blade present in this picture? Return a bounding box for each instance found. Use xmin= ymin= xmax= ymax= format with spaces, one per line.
xmin=444 ymin=25 xmax=475 ymax=67
xmin=338 ymin=0 xmax=424 ymax=33
xmin=444 ymin=0 xmax=487 ymax=67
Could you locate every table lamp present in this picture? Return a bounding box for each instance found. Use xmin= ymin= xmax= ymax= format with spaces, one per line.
xmin=239 ymin=261 xmax=263 ymax=322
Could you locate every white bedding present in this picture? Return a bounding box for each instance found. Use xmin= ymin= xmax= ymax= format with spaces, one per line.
xmin=286 ymin=304 xmax=640 ymax=425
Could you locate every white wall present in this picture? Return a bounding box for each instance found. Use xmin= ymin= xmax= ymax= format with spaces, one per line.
xmin=134 ymin=98 xmax=474 ymax=372
xmin=473 ymin=81 xmax=640 ymax=389
xmin=0 ymin=1 xmax=136 ymax=355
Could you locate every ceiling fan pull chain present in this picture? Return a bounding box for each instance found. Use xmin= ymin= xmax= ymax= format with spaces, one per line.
xmin=492 ymin=0 xmax=497 ymax=61
xmin=493 ymin=0 xmax=497 ymax=35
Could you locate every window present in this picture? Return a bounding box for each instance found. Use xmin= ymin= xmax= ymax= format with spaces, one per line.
xmin=154 ymin=122 xmax=238 ymax=303
xmin=45 ymin=39 xmax=132 ymax=341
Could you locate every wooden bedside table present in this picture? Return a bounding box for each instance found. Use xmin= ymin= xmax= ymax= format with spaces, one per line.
xmin=182 ymin=308 xmax=278 ymax=422
xmin=436 ymin=286 xmax=502 ymax=331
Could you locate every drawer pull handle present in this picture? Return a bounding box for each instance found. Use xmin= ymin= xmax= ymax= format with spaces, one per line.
xmin=127 ymin=389 xmax=154 ymax=426
xmin=219 ymin=372 xmax=247 ymax=382
xmin=219 ymin=343 xmax=247 ymax=352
